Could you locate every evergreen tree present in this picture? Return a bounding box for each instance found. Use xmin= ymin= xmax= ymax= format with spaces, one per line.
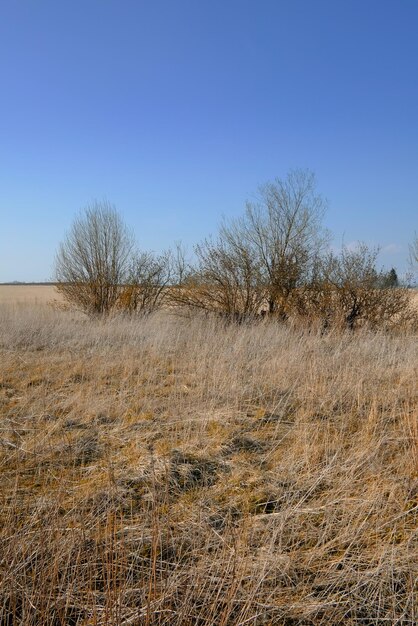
xmin=381 ymin=268 xmax=399 ymax=288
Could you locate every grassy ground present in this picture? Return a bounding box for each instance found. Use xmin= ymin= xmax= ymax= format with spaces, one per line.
xmin=0 ymin=301 xmax=417 ymax=625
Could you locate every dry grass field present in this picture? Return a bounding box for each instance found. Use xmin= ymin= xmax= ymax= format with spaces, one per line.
xmin=0 ymin=293 xmax=417 ymax=625
xmin=0 ymin=285 xmax=61 ymax=305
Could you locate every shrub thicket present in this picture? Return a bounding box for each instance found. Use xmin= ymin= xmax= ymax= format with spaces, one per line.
xmin=55 ymin=177 xmax=417 ymax=331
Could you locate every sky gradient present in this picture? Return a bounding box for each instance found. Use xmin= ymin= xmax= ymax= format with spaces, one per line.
xmin=1 ymin=0 xmax=417 ymax=282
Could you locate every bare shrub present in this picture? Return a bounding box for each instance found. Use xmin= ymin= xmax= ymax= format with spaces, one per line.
xmin=294 ymin=243 xmax=417 ymax=330
xmin=118 ymin=250 xmax=173 ymax=314
xmin=55 ymin=200 xmax=134 ymax=316
xmin=170 ymin=228 xmax=265 ymax=321
xmin=242 ymin=168 xmax=329 ymax=317
xmin=170 ymin=170 xmax=328 ymax=322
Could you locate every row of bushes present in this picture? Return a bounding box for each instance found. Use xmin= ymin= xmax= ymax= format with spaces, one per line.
xmin=55 ymin=171 xmax=417 ymax=331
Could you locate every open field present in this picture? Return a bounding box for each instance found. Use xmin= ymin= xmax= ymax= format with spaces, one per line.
xmin=0 ymin=284 xmax=61 ymax=305
xmin=0 ymin=301 xmax=417 ymax=625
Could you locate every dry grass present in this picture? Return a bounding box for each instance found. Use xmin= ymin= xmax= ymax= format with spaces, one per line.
xmin=0 ymin=300 xmax=417 ymax=625
xmin=410 ymin=290 xmax=418 ymax=312
xmin=0 ymin=285 xmax=62 ymax=305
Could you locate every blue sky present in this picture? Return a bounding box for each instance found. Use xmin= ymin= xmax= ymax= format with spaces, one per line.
xmin=0 ymin=0 xmax=417 ymax=281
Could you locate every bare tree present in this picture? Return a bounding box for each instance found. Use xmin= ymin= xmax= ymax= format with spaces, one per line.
xmin=55 ymin=201 xmax=134 ymax=316
xmin=241 ymin=169 xmax=329 ymax=317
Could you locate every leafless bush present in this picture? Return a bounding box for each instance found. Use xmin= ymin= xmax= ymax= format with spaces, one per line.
xmin=55 ymin=201 xmax=134 ymax=316
xmin=241 ymin=168 xmax=329 ymax=317
xmin=170 ymin=170 xmax=328 ymax=322
xmin=293 ymin=243 xmax=417 ymax=330
xmin=169 ymin=230 xmax=265 ymax=321
xmin=118 ymin=250 xmax=173 ymax=314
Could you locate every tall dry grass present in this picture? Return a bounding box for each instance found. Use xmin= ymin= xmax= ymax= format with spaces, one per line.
xmin=0 ymin=302 xmax=417 ymax=625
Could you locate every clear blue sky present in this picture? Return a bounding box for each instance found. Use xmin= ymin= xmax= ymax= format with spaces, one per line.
xmin=1 ymin=0 xmax=417 ymax=281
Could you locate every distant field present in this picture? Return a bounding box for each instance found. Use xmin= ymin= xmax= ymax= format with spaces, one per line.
xmin=0 ymin=284 xmax=61 ymax=304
